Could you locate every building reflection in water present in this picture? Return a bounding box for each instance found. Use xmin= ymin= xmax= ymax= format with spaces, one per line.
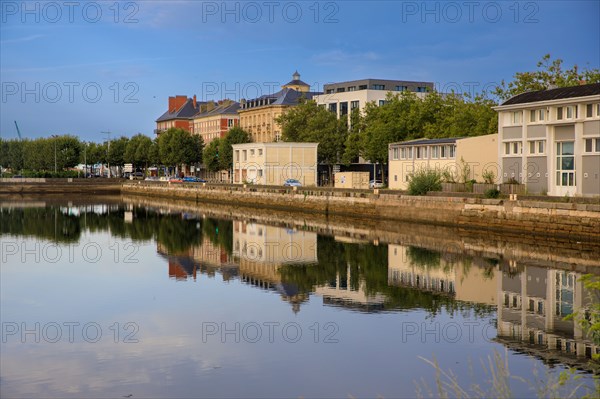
xmin=387 ymin=243 xmax=599 ymax=369
xmin=497 ymin=263 xmax=600 ymax=368
xmin=233 ymin=220 xmax=317 ymax=313
xmin=315 ymin=237 xmax=386 ymax=312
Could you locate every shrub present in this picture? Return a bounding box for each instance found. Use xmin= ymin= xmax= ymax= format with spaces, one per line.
xmin=482 ymin=169 xmax=496 ymax=184
xmin=484 ymin=188 xmax=500 ymax=199
xmin=407 ymin=169 xmax=442 ymax=196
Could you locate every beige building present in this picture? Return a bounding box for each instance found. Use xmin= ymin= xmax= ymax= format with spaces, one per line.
xmin=494 ymin=83 xmax=600 ymax=196
xmin=388 ymin=134 xmax=498 ymax=190
xmin=232 ymin=142 xmax=318 ymax=186
xmin=387 ymin=244 xmax=498 ymax=306
xmin=333 ymin=172 xmax=370 ymax=189
xmin=238 ymin=71 xmax=321 ymax=143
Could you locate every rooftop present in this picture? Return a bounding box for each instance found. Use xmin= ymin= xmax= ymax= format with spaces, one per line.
xmin=501 ymin=82 xmax=600 ymax=106
xmin=390 ymin=137 xmax=461 ymax=146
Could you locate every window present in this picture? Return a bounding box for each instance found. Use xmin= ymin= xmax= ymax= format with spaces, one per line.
xmin=257 ymin=169 xmax=263 ymax=177
xmin=372 ymin=84 xmax=385 ymax=90
xmin=416 ymin=86 xmax=428 ymax=92
xmin=242 ymin=150 xmax=247 ymax=161
xmin=585 ymin=138 xmax=600 ymax=153
xmin=250 ymin=149 xmax=255 ymax=157
xmin=392 ymin=147 xmax=399 ymax=160
xmin=378 ymin=100 xmax=387 ymax=106
xmin=340 ymin=102 xmax=348 ymax=116
xmin=557 ymin=106 xmax=576 ymax=120
xmin=449 ymin=145 xmax=456 ymax=158
xmin=395 ymin=85 xmax=408 ymax=91
xmin=258 ymin=149 xmax=263 ymax=156
xmin=587 ymin=104 xmax=593 ymax=118
xmin=440 ymin=145 xmax=446 ymax=158
xmin=512 ymin=111 xmax=522 ymax=124
xmin=530 ymin=110 xmax=536 ymax=122
xmin=539 ymin=109 xmax=545 ymax=121
xmin=336 ymin=87 xmax=345 ymax=93
xmin=326 ymin=89 xmax=334 ymax=94
xmin=350 ymin=100 xmax=360 ymax=109
xmin=556 ymin=141 xmax=575 ymax=187
xmin=400 ymin=147 xmax=406 ymax=159
xmin=235 ymin=150 xmax=239 ymax=162
xmin=528 ymin=140 xmax=545 ymax=155
xmin=358 ymin=85 xmax=367 ymax=90
xmin=557 ymin=107 xmax=563 ymax=120
xmin=431 ymin=146 xmax=438 ymax=159
xmin=328 ymin=103 xmax=337 ymax=113
xmin=504 ymin=141 xmax=522 ymax=155
xmin=348 ymin=86 xmax=356 ymax=92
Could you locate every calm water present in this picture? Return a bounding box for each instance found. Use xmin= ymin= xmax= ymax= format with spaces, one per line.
xmin=1 ymin=199 xmax=599 ymax=398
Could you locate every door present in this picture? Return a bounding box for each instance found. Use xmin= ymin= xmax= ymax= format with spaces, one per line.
xmin=555 ymin=141 xmax=576 ymax=196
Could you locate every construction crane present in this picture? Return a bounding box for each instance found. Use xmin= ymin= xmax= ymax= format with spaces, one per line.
xmin=14 ymin=121 xmax=22 ymax=140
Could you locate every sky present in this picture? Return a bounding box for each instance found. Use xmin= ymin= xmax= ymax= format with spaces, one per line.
xmin=0 ymin=0 xmax=599 ymax=142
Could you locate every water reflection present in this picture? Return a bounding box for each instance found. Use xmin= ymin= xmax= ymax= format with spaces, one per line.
xmin=1 ymin=200 xmax=599 ymax=397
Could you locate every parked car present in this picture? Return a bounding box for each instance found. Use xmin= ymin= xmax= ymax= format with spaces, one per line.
xmin=182 ymin=176 xmax=207 ymax=183
xmin=283 ymin=179 xmax=302 ymax=187
xmin=169 ymin=178 xmax=183 ymax=183
xmin=145 ymin=176 xmax=159 ymax=181
xmin=369 ymin=180 xmax=384 ymax=189
xmin=129 ymin=172 xmax=145 ymax=180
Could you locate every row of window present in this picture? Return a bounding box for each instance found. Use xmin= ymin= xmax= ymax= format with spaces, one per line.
xmin=504 ymin=138 xmax=600 ymax=156
xmin=234 ymin=148 xmax=264 ymax=162
xmin=509 ymin=103 xmax=600 ymax=125
xmin=324 ymin=85 xmax=429 ymax=94
xmin=392 ymin=144 xmax=457 ymax=160
xmin=326 ymin=101 xmax=361 ymax=115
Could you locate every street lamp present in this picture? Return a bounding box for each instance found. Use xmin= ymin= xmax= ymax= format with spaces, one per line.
xmin=51 ymin=134 xmax=58 ymax=174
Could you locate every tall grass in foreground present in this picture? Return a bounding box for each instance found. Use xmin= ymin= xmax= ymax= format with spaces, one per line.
xmin=415 ymin=350 xmax=600 ymax=399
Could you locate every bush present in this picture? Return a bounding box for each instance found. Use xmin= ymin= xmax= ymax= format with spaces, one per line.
xmin=407 ymin=169 xmax=442 ymax=196
xmin=484 ymin=188 xmax=500 ymax=199
xmin=482 ymin=169 xmax=496 ymax=184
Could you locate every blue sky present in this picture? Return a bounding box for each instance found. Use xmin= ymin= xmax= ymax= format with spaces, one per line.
xmin=1 ymin=0 xmax=598 ymax=141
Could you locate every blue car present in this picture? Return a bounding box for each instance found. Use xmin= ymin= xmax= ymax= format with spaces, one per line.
xmin=283 ymin=179 xmax=302 ymax=187
xmin=182 ymin=176 xmax=207 ymax=183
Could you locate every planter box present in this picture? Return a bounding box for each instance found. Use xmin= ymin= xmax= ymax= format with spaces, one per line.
xmin=442 ymin=182 xmax=468 ymax=192
xmin=499 ymin=184 xmax=526 ymax=195
xmin=473 ymin=183 xmax=496 ymax=194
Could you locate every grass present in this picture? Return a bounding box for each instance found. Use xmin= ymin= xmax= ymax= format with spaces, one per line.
xmin=415 ymin=349 xmax=600 ymax=399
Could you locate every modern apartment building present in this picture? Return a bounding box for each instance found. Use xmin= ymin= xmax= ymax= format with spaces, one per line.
xmin=388 ymin=134 xmax=498 ymax=190
xmin=190 ymin=100 xmax=240 ymax=145
xmin=232 ymin=142 xmax=318 ymax=186
xmin=494 ymin=83 xmax=600 ymax=196
xmin=314 ymin=79 xmax=434 ymax=125
xmin=238 ymin=72 xmax=321 ymax=142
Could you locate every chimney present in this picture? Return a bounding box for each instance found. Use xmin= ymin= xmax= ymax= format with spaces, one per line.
xmin=169 ymin=95 xmax=188 ymax=113
xmin=193 ymin=95 xmax=197 ymax=109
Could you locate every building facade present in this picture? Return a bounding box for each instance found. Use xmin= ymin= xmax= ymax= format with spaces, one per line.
xmin=494 ymin=83 xmax=600 ymax=196
xmin=388 ymin=134 xmax=498 ymax=190
xmin=238 ymin=72 xmax=321 ymax=143
xmin=232 ymin=142 xmax=318 ymax=186
xmin=314 ymin=79 xmax=434 ymax=126
xmin=155 ymin=95 xmax=204 ymax=135
xmin=190 ymin=100 xmax=240 ymax=145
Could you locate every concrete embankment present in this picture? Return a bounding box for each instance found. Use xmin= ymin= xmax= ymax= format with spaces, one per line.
xmin=122 ymin=182 xmax=600 ymax=242
xmin=0 ymin=178 xmax=123 ymax=196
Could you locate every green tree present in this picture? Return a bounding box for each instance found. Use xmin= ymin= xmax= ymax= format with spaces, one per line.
xmin=493 ymin=54 xmax=600 ymax=102
xmin=54 ymin=135 xmax=82 ymax=169
xmin=203 ymin=138 xmax=221 ymax=172
xmin=218 ymin=126 xmax=251 ymax=171
xmin=124 ymin=133 xmax=153 ymax=170
xmin=277 ymin=99 xmax=347 ymax=179
xmin=158 ymin=128 xmax=203 ymax=173
xmin=107 ymin=136 xmax=129 ymax=168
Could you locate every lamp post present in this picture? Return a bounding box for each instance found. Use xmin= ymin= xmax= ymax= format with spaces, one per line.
xmin=51 ymin=134 xmax=58 ymax=174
